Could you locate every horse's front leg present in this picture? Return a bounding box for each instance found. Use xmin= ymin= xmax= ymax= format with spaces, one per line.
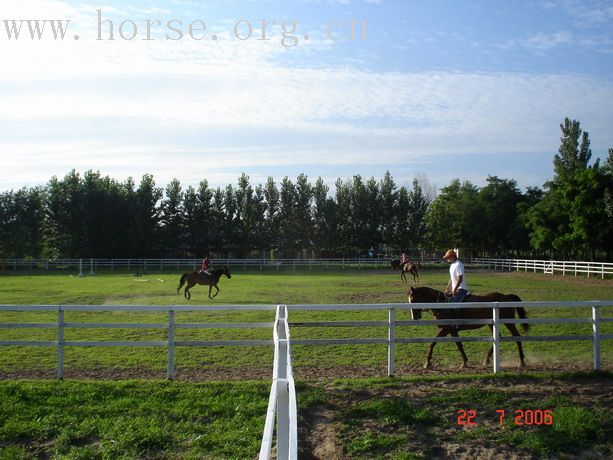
xmin=425 ymin=328 xmax=448 ymax=368
xmin=450 ymin=330 xmax=468 ymax=368
xmin=211 ymin=284 xmax=219 ymax=298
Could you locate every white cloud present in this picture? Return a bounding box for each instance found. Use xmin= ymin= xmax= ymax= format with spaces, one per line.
xmin=1 ymin=0 xmax=613 ymax=191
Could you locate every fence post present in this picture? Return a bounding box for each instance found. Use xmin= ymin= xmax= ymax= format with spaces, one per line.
xmin=388 ymin=307 xmax=395 ymax=377
xmin=89 ymin=258 xmax=96 ymax=275
xmin=276 ymin=305 xmax=289 ymax=460
xmin=492 ymin=303 xmax=500 ymax=374
xmin=168 ymin=310 xmax=175 ymax=380
xmin=592 ymin=304 xmax=601 ymax=370
xmin=78 ymin=259 xmax=84 ymax=277
xmin=57 ymin=306 xmax=64 ymax=380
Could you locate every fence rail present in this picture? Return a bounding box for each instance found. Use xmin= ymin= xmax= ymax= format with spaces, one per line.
xmin=259 ymin=305 xmax=297 ymax=460
xmin=473 ymin=257 xmax=613 ymax=279
xmin=2 ymin=301 xmax=612 ymax=458
xmin=0 ymin=257 xmax=445 ymax=273
xmin=1 ymin=301 xmax=612 ymax=376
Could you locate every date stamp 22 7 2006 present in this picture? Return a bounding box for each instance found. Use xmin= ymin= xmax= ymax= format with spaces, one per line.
xmin=457 ymin=409 xmax=554 ymax=428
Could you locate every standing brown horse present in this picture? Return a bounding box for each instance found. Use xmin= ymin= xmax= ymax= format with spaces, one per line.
xmin=408 ymin=286 xmax=528 ymax=369
xmin=177 ymin=267 xmax=232 ymax=300
xmin=391 ymin=259 xmax=419 ymax=283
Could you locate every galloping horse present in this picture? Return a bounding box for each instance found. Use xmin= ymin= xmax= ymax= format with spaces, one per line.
xmin=391 ymin=259 xmax=419 ymax=283
xmin=177 ymin=267 xmax=232 ymax=300
xmin=408 ymin=286 xmax=528 ymax=369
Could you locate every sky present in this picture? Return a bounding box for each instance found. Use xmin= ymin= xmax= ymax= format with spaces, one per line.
xmin=1 ymin=0 xmax=612 ymax=193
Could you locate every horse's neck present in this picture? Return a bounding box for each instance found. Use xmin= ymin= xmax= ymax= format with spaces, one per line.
xmin=419 ymin=287 xmax=445 ymax=302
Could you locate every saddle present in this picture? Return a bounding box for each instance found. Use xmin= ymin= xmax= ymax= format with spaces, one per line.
xmin=444 ymin=291 xmax=473 ymax=326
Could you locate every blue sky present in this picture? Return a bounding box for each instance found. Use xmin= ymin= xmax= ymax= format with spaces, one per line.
xmin=1 ymin=0 xmax=612 ymax=193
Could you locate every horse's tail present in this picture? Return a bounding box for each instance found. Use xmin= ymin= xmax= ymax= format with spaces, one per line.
xmin=510 ymin=294 xmax=530 ymax=333
xmin=177 ymin=273 xmax=188 ymax=294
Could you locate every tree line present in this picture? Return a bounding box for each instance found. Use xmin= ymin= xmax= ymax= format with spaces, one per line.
xmin=1 ymin=118 xmax=612 ymax=260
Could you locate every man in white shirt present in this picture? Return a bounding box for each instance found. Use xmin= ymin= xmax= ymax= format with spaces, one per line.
xmin=443 ymin=249 xmax=469 ymax=303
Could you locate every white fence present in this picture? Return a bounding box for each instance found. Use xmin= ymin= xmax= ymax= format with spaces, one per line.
xmin=0 ymin=256 xmax=446 ymax=273
xmin=259 ymin=305 xmax=298 ymax=460
xmin=473 ymin=257 xmax=613 ymax=279
xmin=2 ymin=301 xmax=613 ymax=457
xmin=1 ymin=301 xmax=612 ymax=376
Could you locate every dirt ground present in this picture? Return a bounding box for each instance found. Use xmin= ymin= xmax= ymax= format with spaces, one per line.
xmin=1 ymin=360 xmax=606 ymax=381
xmin=297 ymin=366 xmax=613 ymax=460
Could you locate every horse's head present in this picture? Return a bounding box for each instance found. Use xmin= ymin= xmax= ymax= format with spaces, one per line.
xmin=408 ymin=286 xmax=422 ymax=320
xmin=223 ymin=266 xmax=232 ymax=279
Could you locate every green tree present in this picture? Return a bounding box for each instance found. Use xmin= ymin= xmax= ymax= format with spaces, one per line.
xmin=527 ymin=118 xmax=606 ymax=259
xmin=407 ymin=178 xmax=429 ymax=248
xmin=379 ymin=171 xmax=398 ymax=247
xmin=234 ymin=173 xmax=266 ymax=256
xmin=478 ymin=176 xmax=523 ymax=255
xmin=45 ymin=170 xmax=85 ymax=257
xmin=159 ymin=179 xmax=184 ymax=257
xmin=0 ymin=187 xmax=45 ymax=259
xmin=312 ymin=177 xmax=339 ymax=256
xmin=294 ymin=174 xmax=314 ymax=256
xmin=262 ymin=177 xmax=280 ymax=255
xmin=393 ymin=185 xmax=411 ymax=250
xmin=131 ymin=174 xmax=162 ymax=258
xmin=425 ymin=179 xmax=480 ymax=251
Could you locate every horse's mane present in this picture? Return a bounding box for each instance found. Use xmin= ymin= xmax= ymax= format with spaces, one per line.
xmin=413 ymin=286 xmax=442 ymax=295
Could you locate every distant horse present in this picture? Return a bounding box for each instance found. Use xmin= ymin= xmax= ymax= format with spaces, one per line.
xmin=391 ymin=259 xmax=420 ymax=283
xmin=408 ymin=286 xmax=528 ymax=369
xmin=177 ymin=267 xmax=232 ymax=300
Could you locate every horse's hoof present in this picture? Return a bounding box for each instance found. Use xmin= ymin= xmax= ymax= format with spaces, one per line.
xmin=460 ymin=363 xmax=468 ymax=369
xmin=519 ymin=362 xmax=526 ymax=368
xmin=424 ymin=362 xmax=432 ymax=369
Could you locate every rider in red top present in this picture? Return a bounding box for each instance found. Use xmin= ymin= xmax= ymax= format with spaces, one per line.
xmin=400 ymin=251 xmax=409 ymax=269
xmin=200 ymin=256 xmax=210 ymax=274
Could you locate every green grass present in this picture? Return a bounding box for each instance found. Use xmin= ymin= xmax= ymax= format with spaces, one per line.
xmin=0 ymin=379 xmax=269 ymax=459
xmin=0 ymin=268 xmax=612 ymax=374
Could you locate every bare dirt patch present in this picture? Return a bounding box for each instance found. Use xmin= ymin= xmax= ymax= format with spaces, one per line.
xmin=0 ymin=360 xmax=604 ymax=382
xmin=298 ymin=372 xmax=613 ymax=459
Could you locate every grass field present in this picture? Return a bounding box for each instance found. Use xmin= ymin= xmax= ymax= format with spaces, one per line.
xmin=1 ymin=268 xmax=613 ymax=459
xmin=0 ymin=379 xmax=269 ymax=459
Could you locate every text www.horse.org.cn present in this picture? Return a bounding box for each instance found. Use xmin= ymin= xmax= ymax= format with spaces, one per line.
xmin=94 ymin=11 xmax=367 ymax=47
xmin=0 ymin=11 xmax=367 ymax=48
